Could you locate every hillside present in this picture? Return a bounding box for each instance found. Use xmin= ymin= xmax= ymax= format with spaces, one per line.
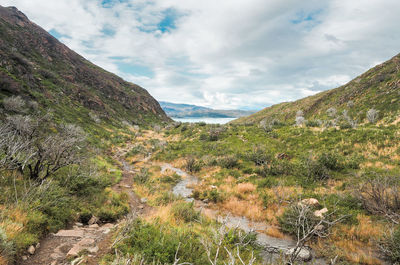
xmin=0 ymin=6 xmax=169 ymax=126
xmin=160 ymin=101 xmax=255 ymax=118
xmin=234 ymin=53 xmax=400 ymax=124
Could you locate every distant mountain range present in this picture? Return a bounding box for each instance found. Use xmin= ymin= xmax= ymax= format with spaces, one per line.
xmin=160 ymin=101 xmax=256 ymax=118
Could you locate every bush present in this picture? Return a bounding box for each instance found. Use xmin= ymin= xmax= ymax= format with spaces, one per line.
xmin=185 ymin=157 xmax=202 ymax=173
xmin=379 ymin=226 xmax=400 ymax=263
xmin=317 ymin=152 xmax=342 ymax=171
xmin=134 ymin=168 xmax=150 ymax=184
xmin=0 ymin=228 xmax=15 ymax=261
xmin=217 ymin=155 xmax=239 ymax=169
xmin=171 ymin=202 xmax=199 ymax=223
xmin=115 ymin=219 xmax=208 ymax=264
xmin=155 ymin=192 xmax=179 ymax=206
xmin=2 ymin=96 xmax=25 ymax=113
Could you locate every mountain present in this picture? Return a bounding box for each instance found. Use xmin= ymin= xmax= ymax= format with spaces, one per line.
xmin=160 ymin=101 xmax=255 ymax=118
xmin=233 ymin=53 xmax=400 ymax=124
xmin=0 ymin=6 xmax=169 ymax=126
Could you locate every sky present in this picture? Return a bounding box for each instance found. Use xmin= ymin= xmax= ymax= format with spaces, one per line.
xmin=2 ymin=0 xmax=400 ymax=110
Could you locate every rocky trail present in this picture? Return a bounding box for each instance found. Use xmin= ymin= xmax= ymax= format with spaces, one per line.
xmin=19 ymin=141 xmax=151 ymax=265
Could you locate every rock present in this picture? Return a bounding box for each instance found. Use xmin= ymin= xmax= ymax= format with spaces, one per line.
xmin=210 ymin=185 xmax=217 ymax=189
xmin=102 ymin=228 xmax=111 ymax=234
xmin=50 ymin=253 xmax=62 ymax=259
xmin=202 ymin=199 xmax=209 ymax=204
xmin=314 ymin=224 xmax=325 ymax=231
xmin=78 ymin=238 xmax=95 ymax=246
xmin=101 ymin=223 xmax=114 ymax=229
xmin=55 ymin=229 xmax=84 ymax=237
xmin=75 ymin=222 xmax=83 ymax=227
xmin=285 ymin=248 xmax=312 ymax=261
xmin=35 ymin=242 xmax=40 ymax=249
xmin=138 ymin=205 xmax=144 ymax=209
xmin=50 ymin=261 xmax=57 ymax=265
xmin=27 ymin=245 xmax=35 ymax=255
xmin=88 ymin=216 xmax=99 ymax=225
xmin=88 ymin=246 xmax=99 ymax=254
xmin=140 ymin=198 xmax=148 ymax=203
xmin=88 ymin=224 xmax=99 ymax=228
xmin=314 ymin=208 xmax=328 ymax=218
xmin=22 ymin=255 xmax=28 ymax=261
xmin=300 ymin=198 xmax=319 ymax=206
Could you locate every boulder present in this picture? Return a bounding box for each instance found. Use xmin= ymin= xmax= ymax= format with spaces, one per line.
xmin=88 ymin=224 xmax=99 ymax=229
xmin=300 ymin=198 xmax=319 ymax=206
xmin=27 ymin=245 xmax=35 ymax=255
xmin=55 ymin=229 xmax=84 ymax=237
xmin=285 ymin=247 xmax=312 ymax=261
xmin=314 ymin=208 xmax=328 ymax=218
xmin=88 ymin=216 xmax=99 ymax=225
xmin=140 ymin=198 xmax=148 ymax=203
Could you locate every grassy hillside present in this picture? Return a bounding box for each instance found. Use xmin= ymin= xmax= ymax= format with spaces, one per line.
xmin=234 ymin=53 xmax=400 ymax=124
xmin=0 ymin=6 xmax=169 ymax=129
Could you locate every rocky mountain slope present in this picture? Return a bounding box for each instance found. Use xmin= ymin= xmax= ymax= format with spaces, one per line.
xmin=0 ymin=6 xmax=169 ymax=125
xmin=234 ymin=53 xmax=400 ymax=124
xmin=160 ymin=101 xmax=255 ymax=118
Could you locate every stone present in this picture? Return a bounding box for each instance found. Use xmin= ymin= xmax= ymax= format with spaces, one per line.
xmin=50 ymin=253 xmax=62 ymax=259
xmin=101 ymin=223 xmax=114 ymax=229
xmin=88 ymin=216 xmax=99 ymax=225
xmin=314 ymin=208 xmax=328 ymax=218
xmin=202 ymin=199 xmax=209 ymax=204
xmin=55 ymin=229 xmax=84 ymax=237
xmin=27 ymin=245 xmax=35 ymax=255
xmin=77 ymin=238 xmax=95 ymax=246
xmin=35 ymin=242 xmax=40 ymax=249
xmin=22 ymin=255 xmax=28 ymax=261
xmin=50 ymin=261 xmax=57 ymax=265
xmin=314 ymin=224 xmax=325 ymax=231
xmin=140 ymin=198 xmax=148 ymax=203
xmin=102 ymin=228 xmax=111 ymax=234
xmin=75 ymin=222 xmax=83 ymax=227
xmin=300 ymin=198 xmax=319 ymax=206
xmin=88 ymin=224 xmax=99 ymax=228
xmin=138 ymin=205 xmax=144 ymax=209
xmin=88 ymin=246 xmax=99 ymax=254
xmin=285 ymin=248 xmax=312 ymax=261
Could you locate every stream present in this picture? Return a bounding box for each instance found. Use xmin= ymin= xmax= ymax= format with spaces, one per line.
xmin=161 ymin=163 xmax=328 ymax=265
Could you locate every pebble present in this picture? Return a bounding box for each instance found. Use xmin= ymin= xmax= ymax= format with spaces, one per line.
xmin=27 ymin=245 xmax=35 ymax=255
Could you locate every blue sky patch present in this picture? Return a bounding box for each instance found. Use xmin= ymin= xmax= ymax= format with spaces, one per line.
xmin=291 ymin=9 xmax=323 ymax=25
xmin=117 ymin=62 xmax=154 ymax=78
xmin=49 ymin=29 xmax=66 ymax=39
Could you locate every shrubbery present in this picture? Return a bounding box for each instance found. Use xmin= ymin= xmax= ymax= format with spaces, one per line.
xmin=171 ymin=202 xmax=200 ymax=223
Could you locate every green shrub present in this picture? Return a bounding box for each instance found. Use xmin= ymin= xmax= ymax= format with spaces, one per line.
xmin=134 ymin=168 xmax=150 ymax=184
xmin=317 ymin=152 xmax=343 ymax=171
xmin=0 ymin=227 xmax=15 ymax=261
xmin=379 ymin=226 xmax=400 ymax=263
xmin=155 ymin=192 xmax=179 ymax=205
xmin=115 ymin=219 xmax=208 ymax=264
xmin=185 ymin=157 xmax=202 ymax=173
xmin=159 ymin=173 xmax=181 ymax=184
xmin=171 ymin=202 xmax=199 ymax=223
xmin=217 ymin=155 xmax=239 ymax=169
xmin=13 ymin=231 xmax=38 ymax=254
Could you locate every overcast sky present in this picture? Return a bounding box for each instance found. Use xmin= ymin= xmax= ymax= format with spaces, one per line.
xmin=2 ymin=0 xmax=400 ymax=110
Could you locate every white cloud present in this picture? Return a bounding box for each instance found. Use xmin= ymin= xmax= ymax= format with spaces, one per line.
xmin=1 ymin=0 xmax=400 ymax=110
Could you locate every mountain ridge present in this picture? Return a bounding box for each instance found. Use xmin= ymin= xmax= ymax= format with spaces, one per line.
xmin=233 ymin=53 xmax=400 ymax=124
xmin=0 ymin=5 xmax=169 ymax=125
xmin=160 ymin=101 xmax=256 ymax=118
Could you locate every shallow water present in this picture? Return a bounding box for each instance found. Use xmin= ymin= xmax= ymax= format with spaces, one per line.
xmin=163 ymin=163 xmax=328 ymax=264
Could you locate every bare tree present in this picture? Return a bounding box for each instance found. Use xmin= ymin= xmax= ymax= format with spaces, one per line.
xmin=200 ymin=220 xmax=256 ymax=265
xmin=358 ymin=175 xmax=400 ymax=224
xmin=0 ymin=114 xmax=86 ymax=181
xmin=281 ymin=201 xmax=347 ymax=264
xmin=366 ymin=108 xmax=379 ymax=123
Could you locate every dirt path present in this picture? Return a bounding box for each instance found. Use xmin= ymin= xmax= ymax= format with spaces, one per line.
xmin=19 ymin=140 xmax=151 ymax=265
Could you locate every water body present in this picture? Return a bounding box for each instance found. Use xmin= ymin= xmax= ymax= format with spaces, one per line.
xmin=173 ymin=117 xmax=236 ymax=124
xmin=163 ymin=163 xmax=327 ymax=264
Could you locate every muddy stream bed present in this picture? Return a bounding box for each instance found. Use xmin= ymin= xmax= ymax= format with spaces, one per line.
xmin=161 ymin=163 xmax=328 ymax=265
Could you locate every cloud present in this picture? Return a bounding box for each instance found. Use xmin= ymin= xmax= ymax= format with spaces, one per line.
xmin=2 ymin=0 xmax=400 ymax=110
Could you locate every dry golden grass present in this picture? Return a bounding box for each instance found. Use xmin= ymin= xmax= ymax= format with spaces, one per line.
xmin=221 ymin=196 xmax=264 ymax=221
xmin=0 ymin=256 xmax=8 ymax=265
xmin=265 ymin=227 xmax=285 ymax=238
xmin=265 ymin=203 xmax=286 ymax=225
xmin=144 ymin=204 xmax=174 ymax=225
xmin=235 ymin=183 xmax=256 ymax=194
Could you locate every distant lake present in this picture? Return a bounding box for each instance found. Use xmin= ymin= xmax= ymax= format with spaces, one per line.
xmin=173 ymin=117 xmax=236 ymax=124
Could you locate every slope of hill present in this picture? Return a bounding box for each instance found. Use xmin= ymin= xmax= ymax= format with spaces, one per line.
xmin=0 ymin=6 xmax=169 ymax=126
xmin=234 ymin=53 xmax=400 ymax=124
xmin=160 ymin=101 xmax=255 ymax=118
